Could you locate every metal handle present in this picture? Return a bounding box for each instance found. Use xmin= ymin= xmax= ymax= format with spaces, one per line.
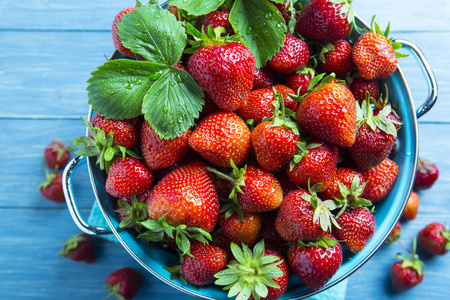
xmin=62 ymin=156 xmax=112 ymax=236
xmin=395 ymin=39 xmax=438 ymax=119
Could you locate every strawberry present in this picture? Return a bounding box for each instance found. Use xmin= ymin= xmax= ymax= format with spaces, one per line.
xmin=286 ymin=139 xmax=339 ymax=192
xmin=112 ymin=7 xmax=138 ymax=57
xmin=252 ymin=67 xmax=275 ymax=90
xmin=332 ymin=207 xmax=376 ymax=253
xmin=90 ymin=113 xmax=141 ymax=148
xmin=414 ymin=158 xmax=439 ymax=190
xmin=295 ymin=80 xmax=357 ymax=147
xmin=361 ymin=158 xmax=399 ymax=202
xmin=105 ymin=267 xmax=142 ymax=300
xmin=187 ymin=40 xmax=255 ymax=111
xmin=197 ymin=10 xmax=233 ymax=36
xmin=352 ymin=18 xmax=407 ymax=80
xmin=285 ymin=68 xmax=314 ymax=96
xmin=219 ymin=211 xmax=263 ymax=247
xmin=319 ymin=167 xmax=365 ymax=202
xmin=274 ymin=84 xmax=299 ymax=112
xmin=38 ymin=169 xmax=65 ymax=203
xmin=418 ymin=222 xmax=450 ymax=255
xmin=58 ymin=233 xmax=96 ymax=263
xmin=180 ymin=241 xmax=228 ymax=286
xmin=385 ymin=221 xmax=402 ymax=245
xmin=268 ymin=34 xmax=309 ymax=74
xmin=44 ymin=139 xmax=73 ymax=170
xmin=318 ymin=39 xmax=354 ymax=74
xmin=402 ymin=191 xmax=419 ymax=221
xmin=105 ymin=156 xmax=154 ymax=199
xmin=349 ymin=77 xmax=380 ymax=103
xmin=214 ymin=240 xmax=289 ymax=300
xmin=189 ymin=111 xmax=251 ymax=168
xmin=140 ymin=120 xmax=191 ymax=170
xmin=295 ymin=0 xmax=353 ymax=42
xmin=390 ymin=239 xmax=424 ymax=292
xmin=271 ymin=0 xmax=296 ymax=26
xmin=288 ymin=234 xmax=343 ymax=291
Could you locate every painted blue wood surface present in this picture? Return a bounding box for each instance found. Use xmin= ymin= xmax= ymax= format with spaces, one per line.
xmin=1 ymin=0 xmax=449 ymax=299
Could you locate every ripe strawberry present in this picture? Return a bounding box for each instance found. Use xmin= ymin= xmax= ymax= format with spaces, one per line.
xmin=285 ymin=68 xmax=314 ymax=96
xmin=402 ymin=191 xmax=419 ymax=221
xmin=361 ymin=158 xmax=399 ymax=202
xmin=105 ymin=156 xmax=154 ymax=199
xmin=252 ymin=66 xmax=275 ymax=89
xmin=140 ymin=120 xmax=191 ymax=170
xmin=90 ymin=113 xmax=141 ymax=148
xmin=44 ymin=139 xmax=73 ymax=170
xmin=319 ymin=167 xmax=365 ymax=202
xmin=112 ymin=7 xmax=138 ymax=57
xmin=189 ymin=111 xmax=251 ymax=168
xmin=219 ymin=211 xmax=263 ymax=247
xmin=214 ymin=240 xmax=289 ymax=300
xmin=268 ymin=34 xmax=309 ymax=74
xmin=414 ymin=158 xmax=439 ymax=190
xmin=187 ymin=41 xmax=255 ymax=111
xmin=332 ymin=207 xmax=376 ymax=253
xmin=295 ymin=81 xmax=357 ymax=147
xmin=58 ymin=233 xmax=96 ymax=263
xmin=181 ymin=241 xmax=228 ymax=286
xmin=146 ymin=161 xmax=219 ymax=233
xmin=288 ymin=234 xmax=343 ymax=291
xmin=38 ymin=169 xmax=65 ymax=203
xmin=418 ymin=222 xmax=450 ymax=255
xmin=197 ymin=10 xmax=233 ymax=36
xmin=318 ymin=39 xmax=354 ymax=74
xmin=105 ymin=267 xmax=142 ymax=300
xmin=295 ymin=0 xmax=353 ymax=41
xmin=349 ymin=77 xmax=380 ymax=103
xmin=271 ymin=0 xmax=296 ymax=25
xmin=390 ymin=240 xmax=424 ymax=291
xmin=352 ymin=18 xmax=407 ymax=80
xmin=286 ymin=139 xmax=338 ymax=192
xmin=385 ymin=221 xmax=402 ymax=245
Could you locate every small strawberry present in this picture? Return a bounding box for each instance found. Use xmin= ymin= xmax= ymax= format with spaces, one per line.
xmin=288 ymin=234 xmax=343 ymax=291
xmin=361 ymin=158 xmax=399 ymax=202
xmin=197 ymin=10 xmax=233 ymax=36
xmin=252 ymin=66 xmax=275 ymax=90
xmin=418 ymin=222 xmax=450 ymax=255
xmin=90 ymin=113 xmax=141 ymax=148
xmin=271 ymin=0 xmax=296 ymax=26
xmin=349 ymin=77 xmax=380 ymax=103
xmin=414 ymin=158 xmax=439 ymax=190
xmin=44 ymin=139 xmax=73 ymax=170
xmin=385 ymin=222 xmax=402 ymax=245
xmin=214 ymin=240 xmax=289 ymax=300
xmin=219 ymin=211 xmax=263 ymax=247
xmin=189 ymin=111 xmax=251 ymax=168
xmin=105 ymin=156 xmax=154 ymax=199
xmin=105 ymin=267 xmax=142 ymax=300
xmin=318 ymin=39 xmax=354 ymax=74
xmin=352 ymin=17 xmax=407 ymax=80
xmin=390 ymin=239 xmax=424 ymax=292
xmin=319 ymin=167 xmax=365 ymax=203
xmin=112 ymin=7 xmax=138 ymax=57
xmin=140 ymin=120 xmax=191 ymax=170
xmin=268 ymin=34 xmax=309 ymax=74
xmin=285 ymin=67 xmax=314 ymax=96
xmin=402 ymin=191 xmax=419 ymax=221
xmin=58 ymin=233 xmax=96 ymax=264
xmin=38 ymin=169 xmax=65 ymax=203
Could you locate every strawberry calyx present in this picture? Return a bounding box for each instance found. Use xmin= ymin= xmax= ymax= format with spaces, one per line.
xmin=48 ymin=138 xmax=74 ymax=162
xmin=396 ymin=238 xmax=425 ymax=277
xmin=263 ymin=88 xmax=300 ymax=135
xmin=115 ymin=196 xmax=148 ymax=230
xmin=289 ymin=72 xmax=343 ymax=104
xmin=297 ymin=235 xmax=339 ymax=249
xmin=288 ymin=140 xmax=323 ymax=171
xmin=37 ymin=167 xmax=58 ymax=190
xmin=214 ymin=240 xmax=285 ymax=300
xmin=440 ymin=226 xmax=450 ymax=251
xmin=58 ymin=233 xmax=87 ymax=258
xmin=184 ymin=22 xmax=241 ymax=54
xmin=367 ymin=15 xmax=408 ymax=58
xmin=417 ymin=158 xmax=437 ymax=175
xmin=334 ymin=175 xmax=372 ymax=217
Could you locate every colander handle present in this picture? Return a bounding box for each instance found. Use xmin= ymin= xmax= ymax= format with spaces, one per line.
xmin=395 ymin=39 xmax=438 ymax=119
xmin=62 ymin=156 xmax=112 ymax=236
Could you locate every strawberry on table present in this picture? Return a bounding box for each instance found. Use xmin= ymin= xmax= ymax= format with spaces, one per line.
xmin=414 ymin=158 xmax=439 ymax=190
xmin=390 ymin=239 xmax=424 ymax=292
xmin=402 ymin=191 xmax=420 ymax=221
xmin=44 ymin=138 xmax=73 ymax=170
xmin=385 ymin=222 xmax=402 ymax=245
xmin=58 ymin=233 xmax=96 ymax=264
xmin=38 ymin=169 xmax=65 ymax=203
xmin=418 ymin=222 xmax=450 ymax=255
xmin=105 ymin=267 xmax=142 ymax=300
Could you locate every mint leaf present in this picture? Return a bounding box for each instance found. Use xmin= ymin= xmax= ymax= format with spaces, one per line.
xmin=117 ymin=3 xmax=186 ymax=65
xmin=168 ymin=0 xmax=225 ymax=16
xmin=142 ymin=66 xmax=204 ymax=139
xmin=87 ymin=59 xmax=166 ymax=119
xmin=230 ymin=0 xmax=286 ymax=68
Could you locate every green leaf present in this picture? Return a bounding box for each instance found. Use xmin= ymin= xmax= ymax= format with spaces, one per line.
xmin=168 ymin=0 xmax=225 ymax=16
xmin=229 ymin=0 xmax=286 ymax=68
xmin=117 ymin=4 xmax=187 ymax=65
xmin=87 ymin=59 xmax=166 ymax=120
xmin=142 ymin=67 xmax=204 ymax=139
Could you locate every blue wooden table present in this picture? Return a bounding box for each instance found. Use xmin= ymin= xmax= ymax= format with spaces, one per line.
xmin=1 ymin=0 xmax=449 ymax=299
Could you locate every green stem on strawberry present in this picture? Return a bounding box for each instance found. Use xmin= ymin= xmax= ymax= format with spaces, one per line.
xmin=395 ymin=237 xmax=425 ymax=277
xmin=262 ymin=87 xmax=300 ymax=136
xmin=334 ymin=175 xmax=373 ymax=218
xmin=115 ymin=196 xmax=148 ymax=230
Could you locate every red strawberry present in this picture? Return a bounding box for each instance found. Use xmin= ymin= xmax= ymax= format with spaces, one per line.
xmin=105 ymin=267 xmax=142 ymax=300
xmin=90 ymin=112 xmax=141 ymax=148
xmin=318 ymin=39 xmax=354 ymax=74
xmin=140 ymin=120 xmax=191 ymax=170
xmin=414 ymin=158 xmax=439 ymax=190
xmin=349 ymin=77 xmax=380 ymax=103
xmin=105 ymin=156 xmax=154 ymax=199
xmin=268 ymin=34 xmax=309 ymax=74
xmin=187 ymin=41 xmax=255 ymax=111
xmin=274 ymin=84 xmax=299 ymax=112
xmin=332 ymin=207 xmax=376 ymax=253
xmin=271 ymin=0 xmax=296 ymax=25
xmin=295 ymin=81 xmax=357 ymax=147
xmin=252 ymin=66 xmax=275 ymax=90
xmin=197 ymin=10 xmax=233 ymax=36
xmin=402 ymin=191 xmax=419 ymax=221
xmin=219 ymin=211 xmax=263 ymax=247
xmin=58 ymin=233 xmax=96 ymax=263
xmin=285 ymin=68 xmax=314 ymax=96
xmin=181 ymin=241 xmax=228 ymax=286
xmin=189 ymin=111 xmax=251 ymax=168
xmin=112 ymin=7 xmax=138 ymax=57
xmin=390 ymin=240 xmax=424 ymax=291
xmin=288 ymin=234 xmax=343 ymax=291
xmin=319 ymin=167 xmax=365 ymax=202
xmin=295 ymin=0 xmax=353 ymax=41
xmin=418 ymin=222 xmax=450 ymax=255
xmin=361 ymin=158 xmax=399 ymax=202
xmin=38 ymin=169 xmax=65 ymax=203
xmin=214 ymin=240 xmax=289 ymax=300
xmin=385 ymin=221 xmax=402 ymax=245
xmin=44 ymin=139 xmax=73 ymax=170
xmin=146 ymin=161 xmax=219 ymax=233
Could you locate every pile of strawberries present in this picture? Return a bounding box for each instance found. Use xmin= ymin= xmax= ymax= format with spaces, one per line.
xmin=69 ymin=0 xmax=430 ymax=299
